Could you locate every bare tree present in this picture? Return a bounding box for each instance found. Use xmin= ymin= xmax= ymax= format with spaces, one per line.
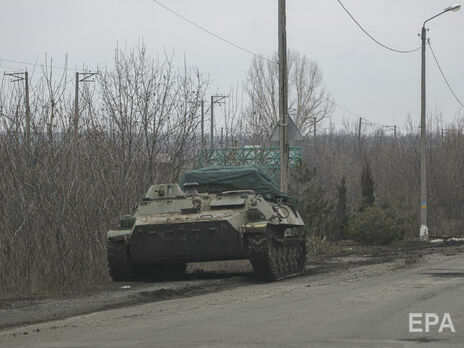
xmin=0 ymin=43 xmax=210 ymax=297
xmin=245 ymin=49 xmax=334 ymax=140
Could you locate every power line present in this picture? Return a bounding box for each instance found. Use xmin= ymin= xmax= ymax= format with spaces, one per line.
xmin=150 ymin=0 xmax=276 ymax=64
xmin=332 ymin=101 xmax=361 ymax=119
xmin=335 ymin=0 xmax=421 ymax=54
xmin=331 ymin=99 xmax=397 ymax=131
xmin=428 ymin=42 xmax=464 ymax=109
xmin=0 ymin=57 xmax=80 ymax=71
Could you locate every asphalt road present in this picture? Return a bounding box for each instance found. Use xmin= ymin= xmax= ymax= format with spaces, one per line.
xmin=1 ymin=253 xmax=464 ymax=347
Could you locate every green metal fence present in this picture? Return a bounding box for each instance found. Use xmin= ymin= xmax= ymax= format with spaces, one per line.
xmin=197 ymin=146 xmax=302 ymax=183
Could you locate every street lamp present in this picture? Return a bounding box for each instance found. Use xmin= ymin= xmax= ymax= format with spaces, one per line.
xmin=445 ymin=4 xmax=461 ymax=12
xmin=419 ymin=4 xmax=461 ymax=241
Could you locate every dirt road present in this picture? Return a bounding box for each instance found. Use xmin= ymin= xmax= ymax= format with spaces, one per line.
xmin=1 ymin=245 xmax=464 ymax=347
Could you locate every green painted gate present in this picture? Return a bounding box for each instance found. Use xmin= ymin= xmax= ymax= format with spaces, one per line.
xmin=197 ymin=146 xmax=302 ymax=184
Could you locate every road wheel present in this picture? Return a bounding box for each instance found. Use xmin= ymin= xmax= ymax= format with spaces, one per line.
xmin=249 ymin=231 xmax=306 ymax=281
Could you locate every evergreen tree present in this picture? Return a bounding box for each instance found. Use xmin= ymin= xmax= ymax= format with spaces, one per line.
xmin=360 ymin=158 xmax=375 ymax=211
xmin=334 ymin=176 xmax=348 ymax=240
xmin=290 ymin=164 xmax=333 ymax=239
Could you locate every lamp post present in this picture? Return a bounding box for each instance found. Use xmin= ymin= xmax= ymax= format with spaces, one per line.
xmin=420 ymin=4 xmax=460 ymax=241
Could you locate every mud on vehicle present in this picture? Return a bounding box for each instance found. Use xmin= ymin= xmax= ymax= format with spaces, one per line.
xmin=107 ymin=165 xmax=306 ymax=281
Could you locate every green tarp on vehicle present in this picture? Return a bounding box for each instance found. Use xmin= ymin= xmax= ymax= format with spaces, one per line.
xmin=179 ymin=165 xmax=287 ymax=200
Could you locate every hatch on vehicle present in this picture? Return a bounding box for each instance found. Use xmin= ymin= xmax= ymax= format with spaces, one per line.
xmin=210 ymin=196 xmax=245 ymax=208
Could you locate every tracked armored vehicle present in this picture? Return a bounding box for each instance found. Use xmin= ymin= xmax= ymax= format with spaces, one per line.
xmin=107 ymin=165 xmax=306 ymax=281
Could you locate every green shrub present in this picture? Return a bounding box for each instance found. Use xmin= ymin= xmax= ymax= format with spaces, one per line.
xmin=346 ymin=205 xmax=407 ymax=245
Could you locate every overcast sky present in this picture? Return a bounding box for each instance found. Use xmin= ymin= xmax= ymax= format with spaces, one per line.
xmin=1 ymin=0 xmax=463 ymax=131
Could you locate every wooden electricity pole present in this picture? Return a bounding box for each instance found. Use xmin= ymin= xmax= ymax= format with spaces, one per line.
xmin=25 ymin=71 xmax=30 ymax=147
xmin=5 ymin=71 xmax=31 ymax=147
xmin=278 ymin=0 xmax=289 ymax=193
xmin=313 ymin=116 xmax=317 ymax=138
xmin=357 ymin=117 xmax=362 ymax=152
xmin=74 ymin=72 xmax=79 ymax=135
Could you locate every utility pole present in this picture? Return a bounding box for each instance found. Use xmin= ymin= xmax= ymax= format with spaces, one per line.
xmin=25 ymin=72 xmax=30 ymax=147
xmin=420 ymin=25 xmax=428 ymax=240
xmin=416 ymin=4 xmax=461 ymax=240
xmin=210 ymin=95 xmax=227 ymax=149
xmin=5 ymin=71 xmax=30 ymax=147
xmin=74 ymin=71 xmax=98 ymax=136
xmin=394 ymin=125 xmax=397 ymax=140
xmin=190 ymin=99 xmax=207 ymax=166
xmin=313 ymin=117 xmax=317 ymax=138
xmin=358 ymin=117 xmax=362 ymax=152
xmin=278 ymin=0 xmax=289 ymax=193
xmin=74 ymin=72 xmax=79 ymax=135
xmin=200 ymin=100 xmax=207 ymax=166
xmin=210 ymin=96 xmax=214 ymax=148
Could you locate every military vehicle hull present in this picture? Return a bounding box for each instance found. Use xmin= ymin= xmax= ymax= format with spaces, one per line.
xmin=129 ymin=219 xmax=246 ymax=264
xmin=107 ymin=166 xmax=306 ymax=281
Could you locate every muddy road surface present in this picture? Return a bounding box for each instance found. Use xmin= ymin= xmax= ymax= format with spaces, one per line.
xmin=1 ymin=244 xmax=464 ymax=347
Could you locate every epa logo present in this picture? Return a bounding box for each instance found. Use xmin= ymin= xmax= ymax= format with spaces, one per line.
xmin=409 ymin=313 xmax=455 ymax=333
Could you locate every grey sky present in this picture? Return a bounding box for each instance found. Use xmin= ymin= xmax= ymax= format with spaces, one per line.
xmin=1 ymin=0 xmax=463 ymax=130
